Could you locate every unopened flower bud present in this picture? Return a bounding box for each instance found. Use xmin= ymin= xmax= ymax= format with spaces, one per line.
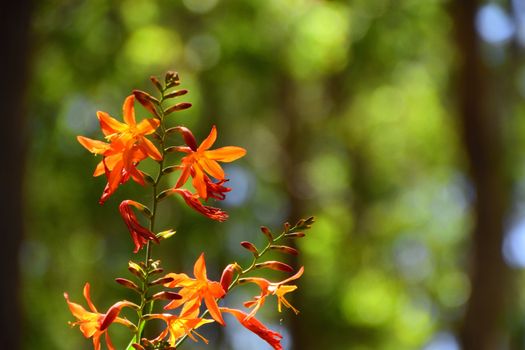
xmin=150 ymin=76 xmax=163 ymax=92
xmin=115 ymin=278 xmax=140 ymax=292
xmin=240 ymin=241 xmax=259 ymax=257
xmin=165 ymin=102 xmax=192 ymax=115
xmin=148 ymin=276 xmax=174 ymax=286
xmin=270 ymin=245 xmax=299 ymax=255
xmin=220 ymin=263 xmax=240 ymax=293
xmin=254 ymin=261 xmax=294 ymax=272
xmin=150 ymin=291 xmax=182 ymax=301
xmin=133 ymin=89 xmax=159 ymax=117
xmin=128 ymin=261 xmax=145 ymax=279
xmin=260 ymin=226 xmax=273 ymax=241
xmin=164 ymin=89 xmax=188 ymax=99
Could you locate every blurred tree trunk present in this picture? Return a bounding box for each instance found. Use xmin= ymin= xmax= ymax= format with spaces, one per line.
xmin=0 ymin=0 xmax=32 ymax=349
xmin=452 ymin=1 xmax=510 ymax=349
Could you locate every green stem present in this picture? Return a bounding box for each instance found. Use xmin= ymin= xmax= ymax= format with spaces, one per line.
xmin=131 ymin=89 xmax=169 ymax=346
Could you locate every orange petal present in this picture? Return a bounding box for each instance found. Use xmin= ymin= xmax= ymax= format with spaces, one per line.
xmin=204 ymin=146 xmax=247 ymax=162
xmin=203 ymin=292 xmax=225 ymax=326
xmin=192 ymin=167 xmax=207 ymax=199
xmin=83 ymin=283 xmax=98 ymax=313
xmin=199 ymin=158 xmax=224 ymax=180
xmin=198 ymin=126 xmax=217 ymax=151
xmin=97 ymin=111 xmax=127 ymax=136
xmin=278 ymin=266 xmax=304 ymax=285
xmin=175 ymin=165 xmax=191 ymax=188
xmin=122 ymin=95 xmax=136 ymax=127
xmin=139 ymin=137 xmax=162 ymax=161
xmin=64 ymin=292 xmax=90 ymax=320
xmin=136 ymin=118 xmax=160 ymax=135
xmin=93 ymin=161 xmax=105 ymax=177
xmin=77 ymin=136 xmax=110 ymax=155
xmin=193 ymin=253 xmax=207 ymax=281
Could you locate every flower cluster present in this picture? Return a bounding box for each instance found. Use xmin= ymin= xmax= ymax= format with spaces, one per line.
xmin=66 ymin=72 xmax=314 ymax=349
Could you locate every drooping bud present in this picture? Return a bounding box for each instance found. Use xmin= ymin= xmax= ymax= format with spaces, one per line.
xmin=254 ymin=261 xmax=294 ymax=272
xmin=270 ymin=245 xmax=299 ymax=256
xmin=156 ymin=189 xmax=174 ymax=201
xmin=171 ymin=126 xmax=198 ymax=151
xmin=260 ymin=226 xmax=273 ymax=242
xmin=285 ymin=232 xmax=306 ymax=239
xmin=240 ymin=241 xmax=259 ymax=257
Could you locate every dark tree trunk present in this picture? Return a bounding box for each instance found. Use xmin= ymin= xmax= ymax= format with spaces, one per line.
xmin=0 ymin=0 xmax=33 ymax=349
xmin=452 ymin=1 xmax=510 ymax=349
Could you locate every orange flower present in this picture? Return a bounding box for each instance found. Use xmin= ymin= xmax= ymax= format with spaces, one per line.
xmin=174 ymin=126 xmax=246 ymax=199
xmin=164 ymin=253 xmax=226 ymax=325
xmin=172 ymin=188 xmax=228 ymax=222
xmin=119 ymin=200 xmax=159 ymax=253
xmin=241 ymin=267 xmax=304 ymax=318
xmin=220 ymin=307 xmax=283 ymax=350
xmin=64 ymin=283 xmax=136 ymax=350
xmin=77 ymin=95 xmax=161 ymax=203
xmin=150 ymin=310 xmax=214 ymax=346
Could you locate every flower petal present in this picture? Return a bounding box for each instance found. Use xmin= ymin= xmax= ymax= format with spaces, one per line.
xmin=199 ymin=158 xmax=224 ymax=180
xmin=198 ymin=125 xmax=217 ymax=151
xmin=97 ymin=111 xmax=127 ymax=136
xmin=77 ymin=136 xmax=110 ymax=155
xmin=204 ymin=146 xmax=247 ymax=162
xmin=122 ymin=95 xmax=136 ymax=127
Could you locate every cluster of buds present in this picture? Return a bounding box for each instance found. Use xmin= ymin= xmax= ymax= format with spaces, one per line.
xmin=65 ymin=72 xmax=314 ymax=349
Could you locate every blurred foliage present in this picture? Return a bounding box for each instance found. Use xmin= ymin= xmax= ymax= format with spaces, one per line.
xmin=23 ymin=0 xmax=525 ymax=349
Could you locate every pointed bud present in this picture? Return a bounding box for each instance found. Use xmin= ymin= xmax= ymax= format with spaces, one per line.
xmin=150 ymin=76 xmax=163 ymax=92
xmin=220 ymin=263 xmax=241 ymax=293
xmin=260 ymin=226 xmax=273 ymax=241
xmin=254 ymin=261 xmax=294 ymax=272
xmin=132 ymin=344 xmax=145 ymax=350
xmin=285 ymin=232 xmax=306 ymax=239
xmin=115 ymin=278 xmax=141 ymax=292
xmin=165 ymin=102 xmax=192 ymax=115
xmin=164 ymin=89 xmax=188 ymax=99
xmin=270 ymin=245 xmax=299 ymax=255
xmin=142 ymin=172 xmax=155 ymax=185
xmin=148 ymin=276 xmax=175 ymax=286
xmin=128 ymin=261 xmax=146 ymax=279
xmin=156 ymin=229 xmax=176 ymax=240
xmin=240 ymin=241 xmax=259 ymax=257
xmin=133 ymin=89 xmax=160 ymax=117
xmin=150 ymin=291 xmax=183 ymax=301
xmin=149 ymin=267 xmax=164 ymax=275
xmin=284 ymin=222 xmax=291 ymax=233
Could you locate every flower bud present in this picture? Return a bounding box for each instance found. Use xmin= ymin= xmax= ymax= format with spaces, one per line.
xmin=240 ymin=241 xmax=259 ymax=257
xmin=156 ymin=229 xmax=176 ymax=240
xmin=165 ymin=102 xmax=192 ymax=115
xmin=148 ymin=276 xmax=175 ymax=286
xmin=115 ymin=278 xmax=140 ymax=293
xmin=128 ymin=261 xmax=145 ymax=279
xmin=150 ymin=291 xmax=182 ymax=301
xmin=165 ymin=71 xmax=180 ymax=87
xmin=260 ymin=226 xmax=273 ymax=241
xmin=220 ymin=263 xmax=240 ymax=293
xmin=133 ymin=89 xmax=160 ymax=117
xmin=150 ymin=76 xmax=163 ymax=92
xmin=254 ymin=261 xmax=293 ymax=272
xmin=285 ymin=232 xmax=306 ymax=239
xmin=270 ymin=245 xmax=298 ymax=255
xmin=164 ymin=89 xmax=188 ymax=99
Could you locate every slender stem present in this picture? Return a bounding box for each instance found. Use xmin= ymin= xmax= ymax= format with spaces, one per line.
xmin=133 ymin=89 xmax=169 ymax=345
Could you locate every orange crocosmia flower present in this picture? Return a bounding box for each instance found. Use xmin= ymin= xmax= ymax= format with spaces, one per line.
xmin=119 ymin=200 xmax=159 ymax=253
xmin=151 ymin=311 xmax=214 ymax=346
xmin=220 ymin=307 xmax=283 ymax=350
xmin=77 ymin=95 xmax=161 ymax=204
xmin=64 ymin=283 xmax=135 ymax=350
xmin=242 ymin=267 xmax=304 ymax=318
xmin=174 ymin=126 xmax=246 ymax=200
xmin=164 ymin=253 xmax=226 ymax=325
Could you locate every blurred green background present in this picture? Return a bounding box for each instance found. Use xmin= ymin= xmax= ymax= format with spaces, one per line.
xmin=17 ymin=0 xmax=525 ymax=349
